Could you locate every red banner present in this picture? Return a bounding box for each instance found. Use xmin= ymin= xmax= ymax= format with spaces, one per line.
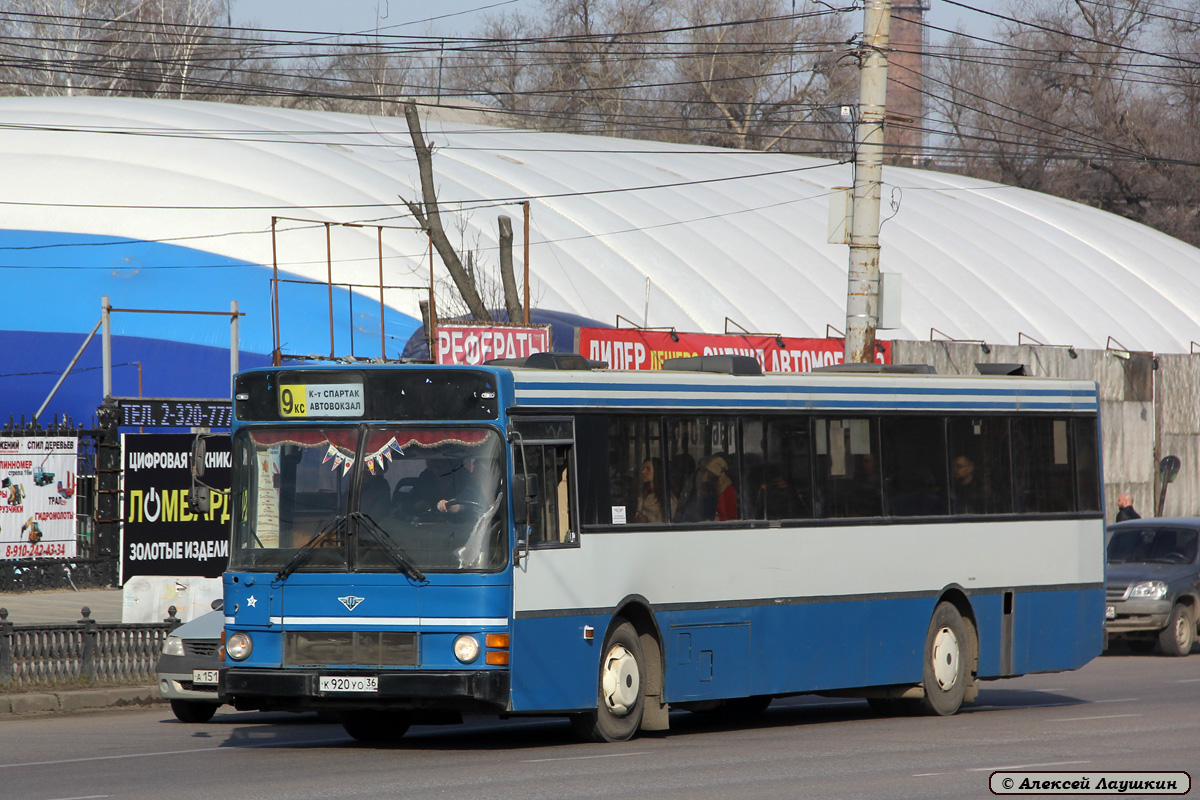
xmin=435 ymin=323 xmax=552 ymax=366
xmin=576 ymin=328 xmax=891 ymax=372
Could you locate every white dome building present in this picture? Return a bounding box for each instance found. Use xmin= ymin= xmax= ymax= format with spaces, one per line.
xmin=3 ymin=95 xmax=1199 ymax=425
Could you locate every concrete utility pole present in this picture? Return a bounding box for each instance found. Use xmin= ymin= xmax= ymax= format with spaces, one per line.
xmin=845 ymin=0 xmax=891 ymax=364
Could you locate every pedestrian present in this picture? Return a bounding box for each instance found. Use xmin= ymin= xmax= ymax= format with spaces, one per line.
xmin=1115 ymin=492 xmax=1140 ymax=522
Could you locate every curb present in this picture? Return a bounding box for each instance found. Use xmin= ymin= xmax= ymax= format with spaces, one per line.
xmin=0 ymin=686 xmax=165 ymax=717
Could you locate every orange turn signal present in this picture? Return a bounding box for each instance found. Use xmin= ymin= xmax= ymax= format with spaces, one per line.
xmin=485 ymin=633 xmax=510 ymax=649
xmin=485 ymin=651 xmax=510 ymax=666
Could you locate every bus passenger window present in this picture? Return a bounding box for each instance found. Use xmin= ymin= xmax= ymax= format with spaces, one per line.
xmin=606 ymin=416 xmax=665 ymax=525
xmin=946 ymin=417 xmax=1012 ymax=515
xmin=1013 ymin=418 xmax=1075 ymax=513
xmin=521 ymin=443 xmax=576 ymax=546
xmin=1073 ymin=418 xmax=1101 ymax=512
xmin=880 ymin=416 xmax=947 ymax=517
xmin=758 ymin=419 xmax=814 ymax=521
xmin=668 ymin=417 xmax=742 ymax=523
xmin=814 ymin=418 xmax=881 ymax=518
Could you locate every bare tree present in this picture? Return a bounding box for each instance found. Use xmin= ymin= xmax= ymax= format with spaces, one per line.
xmin=0 ymin=0 xmax=294 ymax=103
xmin=454 ymin=0 xmax=668 ymax=136
xmin=497 ymin=215 xmax=525 ymax=323
xmin=454 ymin=0 xmax=853 ymax=154
xmin=0 ymin=0 xmax=240 ymax=99
xmin=403 ymin=101 xmax=531 ymax=325
xmin=661 ymin=0 xmax=854 ymax=153
xmin=402 ymin=101 xmax=493 ymax=322
xmin=931 ymin=0 xmax=1200 ymax=246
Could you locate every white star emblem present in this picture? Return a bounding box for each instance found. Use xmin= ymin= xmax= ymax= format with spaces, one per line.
xmin=246 ymin=595 xmax=258 ymax=607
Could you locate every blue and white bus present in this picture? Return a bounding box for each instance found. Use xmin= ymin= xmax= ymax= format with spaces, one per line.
xmin=216 ymin=354 xmax=1105 ymax=742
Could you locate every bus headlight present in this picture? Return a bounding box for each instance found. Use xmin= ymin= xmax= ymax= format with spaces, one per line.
xmin=1129 ymin=581 xmax=1168 ymax=600
xmin=453 ymin=634 xmax=480 ymax=664
xmin=226 ymin=632 xmax=253 ymax=661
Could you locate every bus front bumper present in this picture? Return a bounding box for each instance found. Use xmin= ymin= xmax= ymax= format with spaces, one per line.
xmin=220 ymin=668 xmax=510 ymax=713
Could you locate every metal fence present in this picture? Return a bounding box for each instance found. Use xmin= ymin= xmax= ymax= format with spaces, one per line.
xmin=0 ymin=607 xmax=180 ymax=692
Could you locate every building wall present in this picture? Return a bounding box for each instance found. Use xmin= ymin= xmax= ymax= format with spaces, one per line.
xmin=1154 ymin=354 xmax=1200 ymax=517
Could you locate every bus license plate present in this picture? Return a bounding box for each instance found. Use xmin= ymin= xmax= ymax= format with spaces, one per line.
xmin=320 ymin=676 xmax=378 ymax=693
xmin=192 ymin=669 xmax=219 ymax=685
xmin=1106 ymin=605 xmax=1116 ymax=620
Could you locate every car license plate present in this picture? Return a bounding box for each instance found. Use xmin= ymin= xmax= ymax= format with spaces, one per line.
xmin=192 ymin=669 xmax=219 ymax=685
xmin=320 ymin=676 xmax=378 ymax=693
xmin=1106 ymin=605 xmax=1116 ymax=620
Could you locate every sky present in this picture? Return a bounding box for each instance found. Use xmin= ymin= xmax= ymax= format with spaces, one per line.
xmin=229 ymin=0 xmax=1004 ymax=41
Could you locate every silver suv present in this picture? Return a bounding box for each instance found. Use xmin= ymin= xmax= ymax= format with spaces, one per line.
xmin=156 ymin=606 xmax=224 ymax=722
xmin=1106 ymin=518 xmax=1200 ymax=656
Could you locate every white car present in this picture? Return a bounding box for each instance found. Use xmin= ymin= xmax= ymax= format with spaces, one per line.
xmin=156 ymin=606 xmax=224 ymax=722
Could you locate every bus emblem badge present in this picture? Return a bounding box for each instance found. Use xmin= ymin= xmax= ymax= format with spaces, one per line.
xmin=338 ymin=595 xmax=365 ymax=611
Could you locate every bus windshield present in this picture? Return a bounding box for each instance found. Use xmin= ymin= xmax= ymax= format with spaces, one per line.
xmin=230 ymin=425 xmax=507 ymax=574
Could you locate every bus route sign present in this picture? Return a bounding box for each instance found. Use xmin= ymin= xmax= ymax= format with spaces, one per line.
xmin=278 ymin=381 xmax=364 ymax=418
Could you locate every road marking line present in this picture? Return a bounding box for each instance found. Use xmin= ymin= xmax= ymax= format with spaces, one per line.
xmin=0 ymin=738 xmax=349 ymax=769
xmin=522 ymin=752 xmax=650 ymax=764
xmin=967 ymin=760 xmax=1091 ymax=772
xmin=1047 ymin=714 xmax=1141 ymax=722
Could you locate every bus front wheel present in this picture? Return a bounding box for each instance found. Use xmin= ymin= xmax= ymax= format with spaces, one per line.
xmin=920 ymin=602 xmax=973 ymax=716
xmin=571 ymin=619 xmax=645 ymax=742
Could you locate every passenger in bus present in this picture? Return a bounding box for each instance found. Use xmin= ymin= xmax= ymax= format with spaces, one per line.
xmin=704 ymin=455 xmax=738 ymax=521
xmin=402 ymin=463 xmax=448 ymax=515
xmin=436 ymin=458 xmax=485 ymax=514
xmin=757 ymin=464 xmax=800 ymax=519
xmin=950 ymin=455 xmax=986 ymax=514
xmin=634 ymin=458 xmax=673 ymax=524
xmin=673 ymin=456 xmax=716 ymax=522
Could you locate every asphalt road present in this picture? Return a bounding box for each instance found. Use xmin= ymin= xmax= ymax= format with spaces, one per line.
xmin=3 ymin=651 xmax=1196 ymax=800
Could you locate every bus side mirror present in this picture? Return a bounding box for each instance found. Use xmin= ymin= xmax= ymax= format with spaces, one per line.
xmin=192 ymin=437 xmax=207 ymax=479
xmin=512 ymin=473 xmax=540 ymax=525
xmin=189 ymin=484 xmax=211 ymax=514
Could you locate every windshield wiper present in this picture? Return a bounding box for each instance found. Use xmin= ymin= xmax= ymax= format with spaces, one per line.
xmin=275 ymin=515 xmax=346 ymax=582
xmin=351 ymin=511 xmax=426 ymax=582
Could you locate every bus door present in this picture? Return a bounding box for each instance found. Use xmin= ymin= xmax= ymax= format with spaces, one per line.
xmin=507 ymin=417 xmax=592 ymax=710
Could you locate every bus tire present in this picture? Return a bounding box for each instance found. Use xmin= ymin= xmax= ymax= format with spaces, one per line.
xmin=341 ymin=710 xmax=411 ymax=743
xmin=571 ymin=619 xmax=645 ymax=742
xmin=920 ymin=602 xmax=972 ymax=716
xmin=1158 ymin=604 xmax=1195 ymax=657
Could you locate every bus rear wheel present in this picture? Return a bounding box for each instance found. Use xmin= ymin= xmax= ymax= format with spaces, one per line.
xmin=571 ymin=619 xmax=645 ymax=743
xmin=341 ymin=710 xmax=412 ymax=744
xmin=920 ymin=602 xmax=973 ymax=716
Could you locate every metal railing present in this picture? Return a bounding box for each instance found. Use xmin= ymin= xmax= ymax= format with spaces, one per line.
xmin=0 ymin=606 xmax=181 ymax=692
